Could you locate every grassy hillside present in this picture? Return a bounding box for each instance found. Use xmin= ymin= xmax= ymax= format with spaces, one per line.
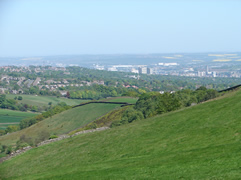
xmin=0 ymin=103 xmax=121 ymax=146
xmin=0 ymin=109 xmax=37 ymax=130
xmin=6 ymin=94 xmax=88 ymax=107
xmin=105 ymin=96 xmax=138 ymax=104
xmin=0 ymin=90 xmax=241 ymax=179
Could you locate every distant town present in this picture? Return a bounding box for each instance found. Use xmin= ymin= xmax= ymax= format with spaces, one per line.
xmin=95 ymin=63 xmax=227 ymax=78
xmin=1 ymin=53 xmax=241 ymax=79
xmin=1 ymin=53 xmax=241 ymax=97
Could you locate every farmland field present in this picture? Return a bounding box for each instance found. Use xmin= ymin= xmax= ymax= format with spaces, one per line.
xmin=6 ymin=94 xmax=88 ymax=107
xmin=106 ymin=97 xmax=138 ymax=104
xmin=0 ymin=103 xmax=122 ymax=145
xmin=0 ymin=109 xmax=37 ymax=130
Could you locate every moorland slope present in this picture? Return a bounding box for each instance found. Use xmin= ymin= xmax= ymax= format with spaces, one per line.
xmin=0 ymin=90 xmax=241 ymax=179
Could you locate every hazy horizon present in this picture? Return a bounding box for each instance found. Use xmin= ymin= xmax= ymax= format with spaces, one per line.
xmin=0 ymin=0 xmax=240 ymax=57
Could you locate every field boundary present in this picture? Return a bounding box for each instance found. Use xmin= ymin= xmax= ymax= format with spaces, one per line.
xmin=72 ymin=101 xmax=134 ymax=108
xmin=218 ymin=84 xmax=241 ymax=92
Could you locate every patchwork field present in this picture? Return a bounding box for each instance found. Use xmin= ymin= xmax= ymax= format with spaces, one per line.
xmin=0 ymin=103 xmax=122 ymax=146
xmin=6 ymin=94 xmax=88 ymax=107
xmin=0 ymin=109 xmax=37 ymax=130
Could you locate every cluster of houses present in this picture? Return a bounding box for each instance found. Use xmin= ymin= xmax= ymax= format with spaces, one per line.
xmin=122 ymin=85 xmax=139 ymax=89
xmin=0 ymin=73 xmax=107 ymax=95
xmin=0 ymin=66 xmax=31 ymax=73
xmin=0 ymin=66 xmax=67 ymax=73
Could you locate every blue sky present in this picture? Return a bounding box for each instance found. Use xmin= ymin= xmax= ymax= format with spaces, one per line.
xmin=0 ymin=0 xmax=240 ymax=56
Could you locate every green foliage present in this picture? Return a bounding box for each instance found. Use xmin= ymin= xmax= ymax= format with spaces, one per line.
xmin=17 ymin=96 xmax=23 ymax=100
xmin=34 ymin=130 xmax=50 ymax=144
xmin=15 ymin=141 xmax=30 ymax=151
xmin=31 ymin=105 xmax=38 ymax=112
xmin=0 ymin=145 xmax=7 ymax=153
xmin=20 ymin=103 xmax=71 ymax=130
xmin=121 ymin=107 xmax=144 ymax=123
xmin=17 ymin=134 xmax=34 ymax=147
xmin=122 ymin=90 xmax=140 ymax=97
xmin=135 ymin=92 xmax=181 ymax=118
xmin=72 ymin=106 xmax=128 ymax=134
xmin=49 ymin=135 xmax=58 ymax=139
xmin=4 ymin=125 xmax=19 ymax=134
xmin=110 ymin=120 xmax=123 ymax=128
xmin=110 ymin=107 xmax=144 ymax=127
xmin=0 ymin=130 xmax=5 ymax=136
xmin=0 ymin=94 xmax=18 ymax=110
xmin=69 ymin=85 xmax=125 ymax=100
xmin=116 ymin=88 xmax=219 ymax=127
xmin=6 ymin=146 xmax=12 ymax=154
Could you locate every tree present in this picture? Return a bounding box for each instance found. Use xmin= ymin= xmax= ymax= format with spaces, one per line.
xmin=121 ymin=107 xmax=144 ymax=123
xmin=6 ymin=146 xmax=12 ymax=154
xmin=5 ymin=125 xmax=19 ymax=134
xmin=18 ymin=96 xmax=23 ymax=100
xmin=31 ymin=106 xmax=38 ymax=112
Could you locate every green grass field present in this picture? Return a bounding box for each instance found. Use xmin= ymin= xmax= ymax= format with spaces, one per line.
xmin=1 ymin=90 xmax=241 ymax=179
xmin=0 ymin=103 xmax=121 ymax=146
xmin=0 ymin=109 xmax=37 ymax=130
xmin=105 ymin=96 xmax=138 ymax=104
xmin=6 ymin=94 xmax=88 ymax=107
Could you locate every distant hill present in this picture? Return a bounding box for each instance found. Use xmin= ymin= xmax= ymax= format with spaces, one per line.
xmin=1 ymin=90 xmax=241 ymax=179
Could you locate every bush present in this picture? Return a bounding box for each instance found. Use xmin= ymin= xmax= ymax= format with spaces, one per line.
xmin=121 ymin=108 xmax=144 ymax=123
xmin=6 ymin=146 xmax=12 ymax=154
xmin=18 ymin=134 xmax=34 ymax=146
xmin=49 ymin=135 xmax=58 ymax=139
xmin=34 ymin=130 xmax=50 ymax=144
xmin=110 ymin=120 xmax=122 ymax=128
xmin=15 ymin=142 xmax=29 ymax=151
xmin=0 ymin=145 xmax=7 ymax=153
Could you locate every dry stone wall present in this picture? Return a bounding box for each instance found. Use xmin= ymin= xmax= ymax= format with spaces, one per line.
xmin=0 ymin=127 xmax=109 ymax=163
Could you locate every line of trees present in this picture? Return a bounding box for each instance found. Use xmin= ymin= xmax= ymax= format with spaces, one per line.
xmin=111 ymin=86 xmax=219 ymax=127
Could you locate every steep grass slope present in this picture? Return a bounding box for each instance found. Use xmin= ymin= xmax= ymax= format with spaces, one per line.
xmin=0 ymin=90 xmax=241 ymax=179
xmin=0 ymin=103 xmax=121 ymax=146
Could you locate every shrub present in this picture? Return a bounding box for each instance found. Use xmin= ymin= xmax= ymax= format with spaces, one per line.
xmin=110 ymin=120 xmax=122 ymax=128
xmin=15 ymin=142 xmax=29 ymax=151
xmin=0 ymin=145 xmax=7 ymax=153
xmin=6 ymin=146 xmax=12 ymax=154
xmin=34 ymin=130 xmax=50 ymax=145
xmin=49 ymin=135 xmax=58 ymax=139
